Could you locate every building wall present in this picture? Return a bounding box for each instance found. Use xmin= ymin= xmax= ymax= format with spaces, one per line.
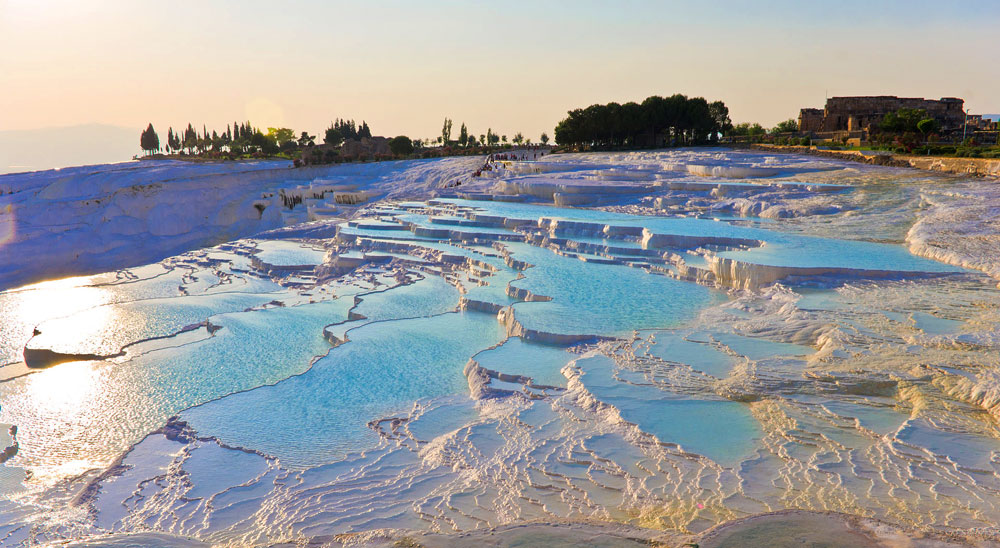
xmin=798 ymin=108 xmax=824 ymax=132
xmin=800 ymin=96 xmax=965 ymax=134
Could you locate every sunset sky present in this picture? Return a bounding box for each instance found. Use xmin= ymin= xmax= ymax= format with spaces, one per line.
xmin=2 ymin=0 xmax=998 ymax=142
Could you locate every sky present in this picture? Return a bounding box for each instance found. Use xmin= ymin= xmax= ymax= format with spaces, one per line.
xmin=1 ymin=0 xmax=999 ymax=145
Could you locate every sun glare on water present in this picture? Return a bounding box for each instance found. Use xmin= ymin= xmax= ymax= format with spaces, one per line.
xmin=0 ymin=277 xmax=120 ymax=483
xmin=0 ymin=358 xmax=113 ymax=487
xmin=13 ymin=276 xmax=109 ymax=317
xmin=0 ymin=276 xmax=113 ymax=363
xmin=24 ymin=360 xmax=101 ymax=415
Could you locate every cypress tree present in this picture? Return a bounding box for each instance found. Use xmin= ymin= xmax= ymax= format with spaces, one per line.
xmin=140 ymin=123 xmax=160 ymax=156
xmin=184 ymin=123 xmax=196 ymax=153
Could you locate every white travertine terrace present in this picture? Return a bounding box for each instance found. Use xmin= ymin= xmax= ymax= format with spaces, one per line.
xmin=3 ymin=149 xmax=1000 ymax=546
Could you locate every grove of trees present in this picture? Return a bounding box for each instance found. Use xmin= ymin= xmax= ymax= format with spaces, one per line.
xmin=728 ymin=122 xmax=767 ymax=138
xmin=879 ymin=108 xmax=936 ymax=134
xmin=553 ymin=94 xmax=732 ymax=148
xmin=142 ymin=117 xmax=382 ymax=159
xmin=143 ymin=110 xmax=548 ymax=164
xmin=151 ymin=120 xmax=294 ymax=157
xmin=871 ymin=108 xmax=945 ymax=152
xmin=324 ymin=119 xmax=371 ymax=146
xmin=429 ymin=118 xmax=541 ymax=149
xmin=769 ymin=119 xmax=799 ymax=134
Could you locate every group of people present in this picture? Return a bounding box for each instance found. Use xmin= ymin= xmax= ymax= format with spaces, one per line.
xmin=473 ymin=147 xmax=548 ymax=177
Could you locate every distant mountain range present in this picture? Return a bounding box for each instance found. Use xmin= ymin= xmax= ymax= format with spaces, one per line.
xmin=0 ymin=124 xmax=139 ymax=175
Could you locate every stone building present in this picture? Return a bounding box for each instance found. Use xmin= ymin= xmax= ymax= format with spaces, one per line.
xmin=340 ymin=136 xmax=390 ymax=158
xmin=966 ymin=114 xmax=999 ymax=131
xmin=799 ymin=96 xmax=965 ymax=134
xmin=798 ymin=108 xmax=824 ymax=133
xmin=298 ymin=137 xmax=392 ymax=167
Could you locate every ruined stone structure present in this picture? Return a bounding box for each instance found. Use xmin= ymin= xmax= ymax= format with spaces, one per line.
xmin=799 ymin=96 xmax=965 ymax=134
xmin=341 ymin=136 xmax=390 ymax=158
xmin=798 ymin=108 xmax=824 ymax=133
xmin=298 ymin=137 xmax=393 ymax=166
xmin=966 ymin=114 xmax=999 ymax=131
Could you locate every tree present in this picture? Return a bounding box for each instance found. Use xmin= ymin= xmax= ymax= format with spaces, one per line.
xmin=182 ymin=123 xmax=198 ymax=154
xmin=708 ymin=101 xmax=732 ymax=140
xmin=512 ymin=132 xmax=524 ymax=145
xmin=881 ymin=108 xmax=926 ymax=133
xmin=916 ymin=118 xmax=939 ymax=135
xmin=479 ymin=134 xmax=486 ymax=146
xmin=389 ymin=135 xmax=414 ymax=156
xmin=298 ymin=131 xmax=316 ymax=147
xmin=680 ymin=95 xmax=716 ymax=145
xmin=486 ymin=128 xmax=499 ymax=146
xmin=358 ymin=121 xmax=371 ymax=139
xmin=728 ymin=122 xmax=766 ymax=138
xmin=458 ymin=123 xmax=469 ymax=147
xmin=540 ymin=132 xmax=549 ymax=144
xmin=324 ymin=124 xmax=344 ymax=146
xmin=770 ymin=119 xmax=799 ymax=135
xmin=165 ymin=127 xmax=174 ymax=154
xmin=917 ymin=118 xmax=940 ymax=145
xmin=640 ymin=95 xmax=669 ymax=146
xmin=329 ymin=119 xmax=358 ymax=141
xmin=266 ymin=127 xmax=296 ymax=148
xmin=501 ymin=135 xmax=508 ymax=144
xmin=253 ymin=129 xmax=278 ymax=154
xmin=170 ymin=128 xmax=181 ymax=152
xmin=140 ymin=123 xmax=160 ymax=156
xmin=618 ymin=102 xmax=643 ymax=145
xmin=441 ymin=118 xmax=452 ymax=145
xmin=552 ymin=94 xmax=728 ymax=148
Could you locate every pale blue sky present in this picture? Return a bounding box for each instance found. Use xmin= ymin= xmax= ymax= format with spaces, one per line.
xmin=1 ymin=0 xmax=997 ymax=141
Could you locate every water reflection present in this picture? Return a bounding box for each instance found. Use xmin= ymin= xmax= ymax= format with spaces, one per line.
xmin=0 ymin=276 xmax=111 ymax=365
xmin=20 ymin=360 xmax=105 ymax=483
xmin=24 ymin=360 xmax=100 ymax=416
